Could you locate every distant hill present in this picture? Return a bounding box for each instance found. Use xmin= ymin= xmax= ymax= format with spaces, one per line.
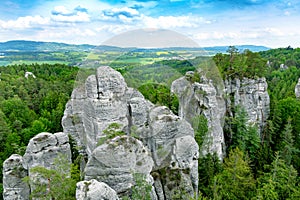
xmin=0 ymin=40 xmax=270 ymax=53
xmin=203 ymin=45 xmax=270 ymax=54
xmin=0 ymin=40 xmax=95 ymax=52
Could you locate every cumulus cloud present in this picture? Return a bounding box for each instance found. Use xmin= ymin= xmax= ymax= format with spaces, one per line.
xmin=100 ymin=7 xmax=140 ymax=23
xmin=0 ymin=15 xmax=50 ymax=29
xmin=51 ymin=5 xmax=90 ymax=22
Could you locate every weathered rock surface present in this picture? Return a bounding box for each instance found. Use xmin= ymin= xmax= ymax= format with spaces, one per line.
xmin=76 ymin=179 xmax=119 ymax=200
xmin=62 ymin=66 xmax=147 ymax=157
xmin=225 ymin=77 xmax=270 ymax=132
xmin=295 ymin=78 xmax=300 ymax=98
xmin=3 ymin=132 xmax=72 ymax=200
xmin=172 ymin=72 xmax=270 ymax=159
xmin=3 ymin=154 xmax=30 ymax=200
xmin=85 ymin=136 xmax=154 ymax=194
xmin=23 ymin=132 xmax=71 ymax=171
xmin=63 ymin=66 xmax=199 ymax=199
xmin=171 ymin=72 xmax=225 ymax=159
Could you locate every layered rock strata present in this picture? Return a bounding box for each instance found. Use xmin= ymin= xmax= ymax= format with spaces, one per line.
xmin=62 ymin=66 xmax=199 ymax=199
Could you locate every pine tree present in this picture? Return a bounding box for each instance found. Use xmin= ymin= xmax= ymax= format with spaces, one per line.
xmin=213 ymin=148 xmax=256 ymax=200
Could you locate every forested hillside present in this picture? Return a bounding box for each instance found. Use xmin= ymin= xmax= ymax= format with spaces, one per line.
xmin=0 ymin=64 xmax=79 ymax=197
xmin=1 ymin=47 xmax=300 ymax=199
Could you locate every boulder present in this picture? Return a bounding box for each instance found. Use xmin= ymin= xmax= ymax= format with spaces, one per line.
xmin=23 ymin=132 xmax=71 ymax=170
xmin=76 ymin=179 xmax=119 ymax=200
xmin=84 ymin=136 xmax=154 ymax=194
xmin=3 ymin=154 xmax=30 ymax=200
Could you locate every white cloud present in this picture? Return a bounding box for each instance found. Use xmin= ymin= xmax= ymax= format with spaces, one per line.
xmin=0 ymin=15 xmax=50 ymax=29
xmin=51 ymin=5 xmax=90 ymax=23
xmin=52 ymin=6 xmax=73 ymax=16
xmin=51 ymin=11 xmax=90 ymax=22
xmin=100 ymin=7 xmax=140 ymax=23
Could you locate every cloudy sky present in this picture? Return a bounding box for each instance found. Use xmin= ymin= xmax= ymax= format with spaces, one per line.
xmin=0 ymin=0 xmax=299 ymax=48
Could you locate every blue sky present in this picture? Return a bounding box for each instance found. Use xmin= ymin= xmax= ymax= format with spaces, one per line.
xmin=0 ymin=0 xmax=299 ymax=48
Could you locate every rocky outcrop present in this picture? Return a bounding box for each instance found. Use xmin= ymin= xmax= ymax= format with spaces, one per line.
xmin=84 ymin=136 xmax=154 ymax=195
xmin=3 ymin=132 xmax=71 ymax=200
xmin=172 ymin=72 xmax=270 ymax=159
xmin=295 ymin=78 xmax=300 ymax=98
xmin=63 ymin=66 xmax=199 ymax=199
xmin=62 ymin=66 xmax=146 ymax=157
xmin=225 ymin=77 xmax=270 ymax=133
xmin=76 ymin=179 xmax=119 ymax=200
xmin=3 ymin=155 xmax=29 ymax=200
xmin=171 ymin=72 xmax=225 ymax=159
xmin=23 ymin=132 xmax=71 ymax=170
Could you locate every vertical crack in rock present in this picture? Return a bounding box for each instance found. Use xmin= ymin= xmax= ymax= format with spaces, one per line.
xmin=62 ymin=66 xmax=199 ymax=199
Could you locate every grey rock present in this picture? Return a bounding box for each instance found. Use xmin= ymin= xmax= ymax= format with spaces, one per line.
xmin=63 ymin=66 xmax=199 ymax=199
xmin=3 ymin=154 xmax=30 ymax=200
xmin=23 ymin=132 xmax=71 ymax=170
xmin=225 ymin=77 xmax=270 ymax=133
xmin=76 ymin=179 xmax=119 ymax=200
xmin=84 ymin=136 xmax=154 ymax=194
xmin=62 ymin=66 xmax=146 ymax=157
xmin=171 ymin=74 xmax=225 ymax=159
xmin=295 ymin=78 xmax=300 ymax=98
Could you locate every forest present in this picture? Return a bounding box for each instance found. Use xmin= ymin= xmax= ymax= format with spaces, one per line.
xmin=1 ymin=46 xmax=300 ymax=199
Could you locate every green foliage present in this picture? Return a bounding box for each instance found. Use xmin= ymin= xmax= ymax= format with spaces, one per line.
xmin=213 ymin=148 xmax=256 ymax=200
xmin=259 ymin=47 xmax=300 ymax=69
xmin=131 ymin=173 xmax=152 ymax=200
xmin=0 ymin=63 xmax=78 ymax=197
xmin=198 ymin=153 xmax=222 ymax=198
xmin=213 ymin=47 xmax=267 ymax=79
xmin=256 ymin=153 xmax=299 ymax=200
xmin=97 ymin=123 xmax=126 ymax=146
xmin=192 ymin=114 xmax=208 ymax=149
xmin=138 ymin=83 xmax=179 ymax=115
xmin=225 ymin=106 xmax=260 ymax=164
xmin=23 ymin=154 xmax=76 ymax=200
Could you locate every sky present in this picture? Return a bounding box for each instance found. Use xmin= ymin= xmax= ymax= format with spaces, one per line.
xmin=0 ymin=0 xmax=299 ymax=48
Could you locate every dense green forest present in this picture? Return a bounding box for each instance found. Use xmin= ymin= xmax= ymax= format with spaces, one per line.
xmin=0 ymin=64 xmax=79 ymax=197
xmin=1 ymin=46 xmax=300 ymax=199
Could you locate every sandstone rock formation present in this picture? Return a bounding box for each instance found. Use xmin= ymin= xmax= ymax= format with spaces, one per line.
xmin=3 ymin=132 xmax=71 ymax=200
xmin=171 ymin=72 xmax=225 ymax=159
xmin=295 ymin=78 xmax=300 ymax=98
xmin=3 ymin=155 xmax=29 ymax=200
xmin=172 ymin=72 xmax=270 ymax=160
xmin=62 ymin=66 xmax=146 ymax=157
xmin=225 ymin=77 xmax=270 ymax=133
xmin=76 ymin=179 xmax=119 ymax=200
xmin=84 ymin=136 xmax=154 ymax=195
xmin=23 ymin=132 xmax=71 ymax=171
xmin=62 ymin=66 xmax=199 ymax=199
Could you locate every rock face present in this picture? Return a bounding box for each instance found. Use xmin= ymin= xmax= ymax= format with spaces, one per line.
xmin=62 ymin=66 xmax=146 ymax=157
xmin=225 ymin=78 xmax=270 ymax=133
xmin=3 ymin=155 xmax=29 ymax=200
xmin=76 ymin=179 xmax=119 ymax=200
xmin=172 ymin=73 xmax=270 ymax=159
xmin=3 ymin=132 xmax=72 ymax=200
xmin=63 ymin=66 xmax=199 ymax=199
xmin=295 ymin=78 xmax=300 ymax=98
xmin=23 ymin=132 xmax=71 ymax=170
xmin=171 ymin=72 xmax=226 ymax=159
xmin=84 ymin=136 xmax=154 ymax=195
